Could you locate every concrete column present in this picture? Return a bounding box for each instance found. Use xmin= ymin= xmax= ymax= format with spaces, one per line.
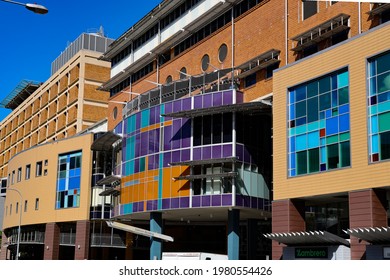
xmin=44 ymin=222 xmax=60 ymax=260
xmin=271 ymin=199 xmax=305 ymax=260
xmin=228 ymin=209 xmax=240 ymax=260
xmin=75 ymin=220 xmax=90 ymax=260
xmin=150 ymin=212 xmax=163 ymax=260
xmin=349 ymin=189 xmax=387 ymax=260
xmin=0 ymin=231 xmax=8 ymax=260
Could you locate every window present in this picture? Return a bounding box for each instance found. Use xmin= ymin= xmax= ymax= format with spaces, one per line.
xmin=368 ymin=51 xmax=390 ymax=162
xmin=24 ymin=200 xmax=28 ymax=212
xmin=25 ymin=164 xmax=31 ymax=180
xmin=17 ymin=167 xmax=22 ymax=182
xmin=179 ymin=67 xmax=187 ymax=79
xmin=288 ymin=69 xmax=350 ymax=176
xmin=35 ymin=198 xmax=39 ymax=210
xmin=44 ymin=159 xmax=48 ymax=166
xmin=16 ymin=202 xmax=19 ymax=214
xmin=266 ymin=62 xmax=280 ymax=79
xmin=218 ymin=44 xmax=228 ymax=62
xmin=302 ymin=0 xmax=318 ymax=20
xmin=165 ymin=75 xmax=173 ymax=84
xmin=193 ymin=113 xmax=233 ymax=146
xmin=112 ymin=107 xmax=118 ymax=120
xmin=201 ymin=54 xmax=210 ymax=72
xmin=11 ymin=170 xmax=15 ymax=185
xmin=36 ymin=161 xmax=43 ymax=177
xmin=244 ymin=73 xmax=257 ymax=88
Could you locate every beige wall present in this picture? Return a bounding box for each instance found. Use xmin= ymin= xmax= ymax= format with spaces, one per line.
xmin=273 ymin=23 xmax=390 ymax=200
xmin=2 ymin=133 xmax=94 ymax=229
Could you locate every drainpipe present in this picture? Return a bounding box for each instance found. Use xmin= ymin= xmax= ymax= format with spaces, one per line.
xmin=285 ymin=0 xmax=289 ymax=65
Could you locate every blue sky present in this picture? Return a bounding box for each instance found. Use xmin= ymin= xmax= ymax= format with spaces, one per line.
xmin=0 ymin=0 xmax=161 ymax=122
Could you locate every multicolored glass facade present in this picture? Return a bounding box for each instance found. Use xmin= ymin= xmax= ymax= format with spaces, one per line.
xmin=288 ymin=69 xmax=351 ymax=177
xmin=115 ymin=90 xmax=271 ymax=216
xmin=368 ymin=51 xmax=390 ymax=162
xmin=56 ymin=151 xmax=82 ymax=209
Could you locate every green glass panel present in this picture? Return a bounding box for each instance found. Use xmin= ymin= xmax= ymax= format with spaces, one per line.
xmin=326 ymin=135 xmax=339 ymax=144
xmin=296 ymin=100 xmax=306 ymax=118
xmin=377 ymin=52 xmax=390 ymax=75
xmin=380 ymin=131 xmax=390 ymax=160
xmin=327 ymin=144 xmax=339 ymax=169
xmin=379 ymin=111 xmax=390 ymax=132
xmin=297 ymin=151 xmax=307 ymax=175
xmin=338 ymin=87 xmax=349 ymax=105
xmin=319 ymin=92 xmax=331 ymax=111
xmin=307 ymin=97 xmax=319 ymax=123
xmin=308 ymin=148 xmax=320 ymax=173
xmin=340 ymin=141 xmax=351 ymax=167
xmin=332 ymin=108 xmax=338 ymax=116
xmin=139 ymin=157 xmax=146 ymax=172
xmin=307 ymin=81 xmax=319 ymax=98
xmin=377 ymin=73 xmax=390 ymax=94
xmin=339 ymin=132 xmax=350 ymax=142
xmin=319 ymin=76 xmax=331 ymax=94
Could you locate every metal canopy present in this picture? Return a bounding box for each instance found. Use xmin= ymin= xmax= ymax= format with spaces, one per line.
xmin=236 ymin=49 xmax=280 ymax=79
xmin=344 ymin=227 xmax=390 ymax=244
xmin=169 ymin=156 xmax=238 ymax=167
xmin=367 ymin=3 xmax=390 ymax=16
xmin=96 ymin=175 xmax=121 ymax=186
xmin=291 ymin=13 xmax=350 ymax=52
xmin=264 ymin=231 xmax=350 ymax=247
xmin=106 ymin=221 xmax=174 ymax=242
xmin=0 ymin=80 xmax=41 ymax=110
xmin=99 ymin=187 xmax=120 ymax=197
xmin=161 ymin=101 xmax=271 ymax=118
xmin=174 ymin=172 xmax=238 ymax=181
xmin=91 ymin=131 xmax=122 ymax=151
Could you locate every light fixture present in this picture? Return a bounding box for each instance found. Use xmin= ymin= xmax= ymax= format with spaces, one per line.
xmin=1 ymin=0 xmax=48 ymax=14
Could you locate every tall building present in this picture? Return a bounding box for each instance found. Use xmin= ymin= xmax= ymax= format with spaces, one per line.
xmin=94 ymin=0 xmax=390 ymax=260
xmin=0 ymin=32 xmax=114 ymax=260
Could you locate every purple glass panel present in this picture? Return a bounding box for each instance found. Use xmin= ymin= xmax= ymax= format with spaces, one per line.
xmin=235 ymin=195 xmax=243 ymax=206
xmin=204 ymin=94 xmax=212 ymax=108
xmin=123 ymin=119 xmax=128 ymax=134
xmin=223 ymin=90 xmax=233 ymax=105
xmin=212 ymin=195 xmax=222 ymax=206
xmin=181 ymin=149 xmax=190 ymax=162
xmin=172 ymin=119 xmax=181 ymax=149
xmin=148 ymin=155 xmax=154 ymax=170
xmin=135 ymin=134 xmax=141 ymax=158
xmin=162 ymin=198 xmax=170 ymax=210
xmin=171 ymin=198 xmax=180 ymax=209
xmin=258 ymin=198 xmax=264 ymax=210
xmin=193 ymin=147 xmax=201 ymax=160
xmin=121 ymin=163 xmax=125 ymax=175
xmin=222 ymin=194 xmax=232 ymax=206
xmin=213 ymin=92 xmax=223 ymax=106
xmin=149 ymin=107 xmax=155 ymax=125
xmin=154 ymin=154 xmax=160 ymax=169
xmin=114 ymin=122 xmax=123 ymax=134
xmin=212 ymin=145 xmax=222 ymax=159
xmin=202 ymin=146 xmax=211 ymax=160
xmin=140 ymin=132 xmax=148 ymax=156
xmin=192 ymin=196 xmax=201 ymax=207
xmin=180 ymin=197 xmax=190 ymax=208
xmin=133 ymin=202 xmax=139 ymax=212
xmin=156 ymin=105 xmax=161 ymax=122
xmin=173 ymin=100 xmax=182 ymax=113
xmin=243 ymin=196 xmax=250 ymax=207
xmin=201 ymin=195 xmax=211 ymax=207
xmin=165 ymin=102 xmax=173 ymax=114
xmin=147 ymin=200 xmax=153 ymax=211
xmin=251 ymin=197 xmax=258 ymax=209
xmin=163 ymin=152 xmax=171 ymax=167
xmin=236 ymin=91 xmax=244 ymax=104
xmin=194 ymin=95 xmax=202 ymax=109
xmin=181 ymin=119 xmax=191 ymax=148
xmin=164 ymin=126 xmax=172 ymax=151
xmin=244 ymin=147 xmax=251 ymax=164
xmin=172 ymin=151 xmax=180 ymax=163
xmin=223 ymin=144 xmax=232 ymax=158
xmin=134 ymin=158 xmax=140 ymax=173
xmin=236 ymin=144 xmax=244 ymax=161
xmin=182 ymin=97 xmax=191 ymax=110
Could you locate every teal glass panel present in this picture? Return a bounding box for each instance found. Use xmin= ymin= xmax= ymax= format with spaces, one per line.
xmin=296 ymin=151 xmax=307 ymax=175
xmin=371 ymin=134 xmax=379 ymax=154
xmin=379 ymin=111 xmax=390 ymax=132
xmin=369 ymin=77 xmax=377 ymax=96
xmin=129 ymin=160 xmax=135 ymax=175
xmin=340 ymin=141 xmax=350 ymax=167
xmin=377 ymin=73 xmax=390 ymax=94
xmin=319 ymin=76 xmax=331 ymax=94
xmin=338 ymin=87 xmax=349 ymax=105
xmin=289 ymin=127 xmax=296 ymax=136
xmin=337 ymin=71 xmax=349 ymax=88
xmin=339 ymin=132 xmax=350 ymax=142
xmin=295 ymin=124 xmax=307 ymax=135
xmin=307 ymin=81 xmax=318 ymax=98
xmin=320 ymin=119 xmax=326 ymax=128
xmin=141 ymin=109 xmax=150 ymax=128
xmin=307 ymin=97 xmax=319 ymax=122
xmin=370 ymin=105 xmax=378 ymax=115
xmin=326 ymin=135 xmax=339 ymax=145
xmin=327 ymin=144 xmax=339 ymax=169
xmin=308 ymin=131 xmax=320 ymax=148
xmin=308 ymin=148 xmax=320 ymax=173
xmin=378 ymin=100 xmax=390 ymax=113
xmin=296 ymin=134 xmax=307 ymax=151
xmin=320 ymin=138 xmax=326 ymax=146
xmin=308 ymin=121 xmax=320 ymax=132
xmin=320 ymin=146 xmax=326 ymax=164
xmin=319 ymin=92 xmax=331 ymax=111
xmin=371 ymin=115 xmax=378 ymax=134
xmin=296 ymin=100 xmax=306 ymax=118
xmin=332 ymin=108 xmax=338 ymax=117
xmin=139 ymin=157 xmax=145 ymax=172
xmin=377 ymin=52 xmax=390 ymax=74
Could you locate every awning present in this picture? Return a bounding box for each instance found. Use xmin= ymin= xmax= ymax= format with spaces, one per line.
xmin=173 ymin=172 xmax=237 ymax=181
xmin=91 ymin=131 xmax=122 ymax=151
xmin=344 ymin=227 xmax=390 ymax=244
xmin=169 ymin=156 xmax=238 ymax=166
xmin=99 ymin=187 xmax=120 ymax=197
xmin=236 ymin=49 xmax=280 ymax=79
xmin=106 ymin=221 xmax=174 ymax=242
xmin=367 ymin=3 xmax=390 ymax=16
xmin=96 ymin=175 xmax=121 ymax=186
xmin=264 ymin=231 xmax=350 ymax=247
xmin=0 ymin=80 xmax=41 ymax=110
xmin=161 ymin=101 xmax=271 ymax=118
xmin=291 ymin=13 xmax=350 ymax=52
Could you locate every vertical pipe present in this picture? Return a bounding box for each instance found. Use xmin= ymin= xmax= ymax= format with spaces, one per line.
xmin=285 ymin=0 xmax=289 ymax=65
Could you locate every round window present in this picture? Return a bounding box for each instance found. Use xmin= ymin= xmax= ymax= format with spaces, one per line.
xmin=179 ymin=67 xmax=187 ymax=79
xmin=201 ymin=54 xmax=210 ymax=72
xmin=218 ymin=44 xmax=228 ymax=62
xmin=112 ymin=106 xmax=118 ymax=120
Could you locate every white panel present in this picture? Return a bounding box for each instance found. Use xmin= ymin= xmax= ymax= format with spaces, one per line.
xmin=111 ymin=55 xmax=132 ymax=78
xmin=133 ymin=36 xmax=159 ymax=62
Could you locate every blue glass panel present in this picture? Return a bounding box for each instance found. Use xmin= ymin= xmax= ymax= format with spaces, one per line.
xmin=307 ymin=97 xmax=318 ymax=123
xmin=369 ymin=60 xmax=376 ymax=77
xmin=68 ymin=177 xmax=80 ymax=189
xmin=319 ymin=111 xmax=325 ymax=119
xmin=290 ymin=153 xmax=296 ymax=169
xmin=295 ymin=86 xmax=306 ymax=102
xmin=339 ymin=104 xmax=349 ymax=114
xmin=74 ymin=168 xmax=81 ymax=177
xmin=332 ymin=75 xmax=338 ymax=90
xmin=339 ymin=114 xmax=350 ymax=132
xmin=290 ymin=169 xmax=296 ymax=177
xmin=371 ymin=134 xmax=379 ymax=154
xmin=325 ymin=109 xmax=332 ymax=118
xmin=308 ymin=131 xmax=320 ymax=148
xmin=337 ymin=71 xmax=349 ymax=88
xmin=320 ymin=147 xmax=326 ymax=164
xmin=296 ymin=134 xmax=307 ymax=151
xmin=58 ymin=179 xmax=66 ymax=191
xmin=378 ymin=91 xmax=390 ymax=103
xmin=369 ymin=77 xmax=377 ymax=96
xmin=290 ymin=136 xmax=296 ymax=153
xmin=289 ymin=104 xmax=295 ymax=120
xmin=320 ymin=138 xmax=326 ymax=146
xmin=289 ymin=90 xmax=295 ymax=103
xmin=371 ymin=115 xmax=378 ymax=134
xmin=296 ymin=117 xmax=307 ymax=126
xmin=319 ymin=92 xmax=331 ymax=111
xmin=69 ymin=169 xmax=75 ymax=177
xmin=332 ymin=90 xmax=338 ymax=107
xmin=326 ymin=117 xmax=339 ymax=135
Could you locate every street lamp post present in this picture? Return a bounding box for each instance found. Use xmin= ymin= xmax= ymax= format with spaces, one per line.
xmin=1 ymin=0 xmax=48 ymax=14
xmin=7 ymin=188 xmax=22 ymax=260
